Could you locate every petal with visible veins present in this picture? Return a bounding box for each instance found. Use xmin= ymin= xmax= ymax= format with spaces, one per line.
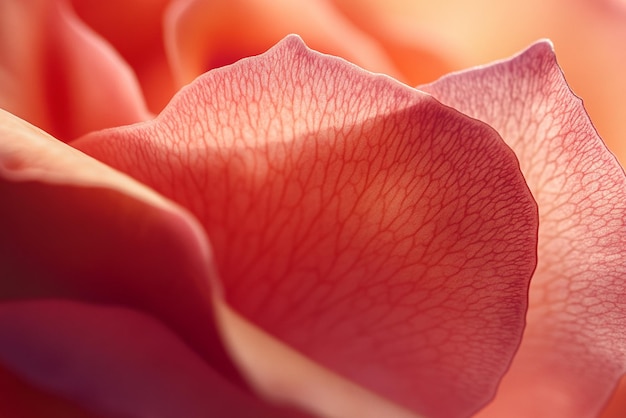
xmin=0 ymin=0 xmax=150 ymax=141
xmin=75 ymin=36 xmax=538 ymax=418
xmin=0 ymin=107 xmax=419 ymax=418
xmin=421 ymin=40 xmax=626 ymax=418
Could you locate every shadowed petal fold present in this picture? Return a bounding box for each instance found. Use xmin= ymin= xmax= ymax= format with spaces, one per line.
xmin=0 ymin=299 xmax=306 ymax=418
xmin=0 ymin=109 xmax=240 ymax=383
xmin=75 ymin=36 xmax=538 ymax=418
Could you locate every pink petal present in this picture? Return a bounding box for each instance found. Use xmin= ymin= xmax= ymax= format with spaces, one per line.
xmin=0 ymin=109 xmax=239 ymax=382
xmin=213 ymin=299 xmax=427 ymax=418
xmin=0 ymin=299 xmax=306 ymax=418
xmin=0 ymin=0 xmax=150 ymax=141
xmin=421 ymin=41 xmax=626 ymax=417
xmin=75 ymin=36 xmax=538 ymax=418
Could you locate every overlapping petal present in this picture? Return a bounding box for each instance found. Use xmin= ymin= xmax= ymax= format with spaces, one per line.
xmin=421 ymin=40 xmax=626 ymax=418
xmin=74 ymin=36 xmax=538 ymax=418
xmin=0 ymin=109 xmax=239 ymax=381
xmin=0 ymin=299 xmax=302 ymax=418
xmin=333 ymin=0 xmax=626 ymax=167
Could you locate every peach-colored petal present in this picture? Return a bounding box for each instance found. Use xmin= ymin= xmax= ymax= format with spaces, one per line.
xmin=329 ymin=0 xmax=454 ymax=85
xmin=164 ymin=0 xmax=401 ymax=87
xmin=0 ymin=109 xmax=240 ymax=382
xmin=0 ymin=299 xmax=305 ymax=418
xmin=422 ymin=41 xmax=626 ymax=418
xmin=0 ymin=0 xmax=150 ymax=141
xmin=75 ymin=36 xmax=538 ymax=418
xmin=69 ymin=0 xmax=175 ymax=113
xmin=352 ymin=0 xmax=626 ymax=167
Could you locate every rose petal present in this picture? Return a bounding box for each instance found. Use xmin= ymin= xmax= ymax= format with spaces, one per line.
xmin=329 ymin=0 xmax=454 ymax=85
xmin=421 ymin=40 xmax=626 ymax=417
xmin=0 ymin=109 xmax=240 ymax=382
xmin=0 ymin=0 xmax=150 ymax=141
xmin=164 ymin=0 xmax=401 ymax=86
xmin=213 ymin=300 xmax=426 ymax=418
xmin=599 ymin=374 xmax=626 ymax=418
xmin=355 ymin=0 xmax=626 ymax=167
xmin=75 ymin=36 xmax=538 ymax=418
xmin=0 ymin=363 xmax=100 ymax=418
xmin=69 ymin=0 xmax=175 ymax=112
xmin=0 ymin=299 xmax=305 ymax=418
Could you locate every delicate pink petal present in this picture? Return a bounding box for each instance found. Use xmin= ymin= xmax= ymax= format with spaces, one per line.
xmin=0 ymin=0 xmax=150 ymax=141
xmin=421 ymin=41 xmax=626 ymax=418
xmin=0 ymin=109 xmax=240 ymax=382
xmin=69 ymin=0 xmax=175 ymax=113
xmin=75 ymin=36 xmax=538 ymax=418
xmin=0 ymin=299 xmax=305 ymax=418
xmin=164 ymin=0 xmax=401 ymax=86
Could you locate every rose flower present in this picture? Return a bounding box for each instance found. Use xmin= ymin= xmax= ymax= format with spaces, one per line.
xmin=0 ymin=1 xmax=625 ymax=418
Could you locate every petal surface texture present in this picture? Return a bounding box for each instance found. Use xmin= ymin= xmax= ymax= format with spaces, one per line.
xmin=422 ymin=41 xmax=626 ymax=418
xmin=0 ymin=0 xmax=150 ymax=141
xmin=75 ymin=36 xmax=538 ymax=418
xmin=0 ymin=299 xmax=302 ymax=418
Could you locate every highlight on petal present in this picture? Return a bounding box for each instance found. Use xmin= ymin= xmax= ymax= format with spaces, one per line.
xmin=421 ymin=40 xmax=626 ymax=418
xmin=164 ymin=0 xmax=401 ymax=86
xmin=0 ymin=109 xmax=240 ymax=382
xmin=0 ymin=0 xmax=150 ymax=141
xmin=75 ymin=35 xmax=539 ymax=418
xmin=0 ymin=299 xmax=303 ymax=418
